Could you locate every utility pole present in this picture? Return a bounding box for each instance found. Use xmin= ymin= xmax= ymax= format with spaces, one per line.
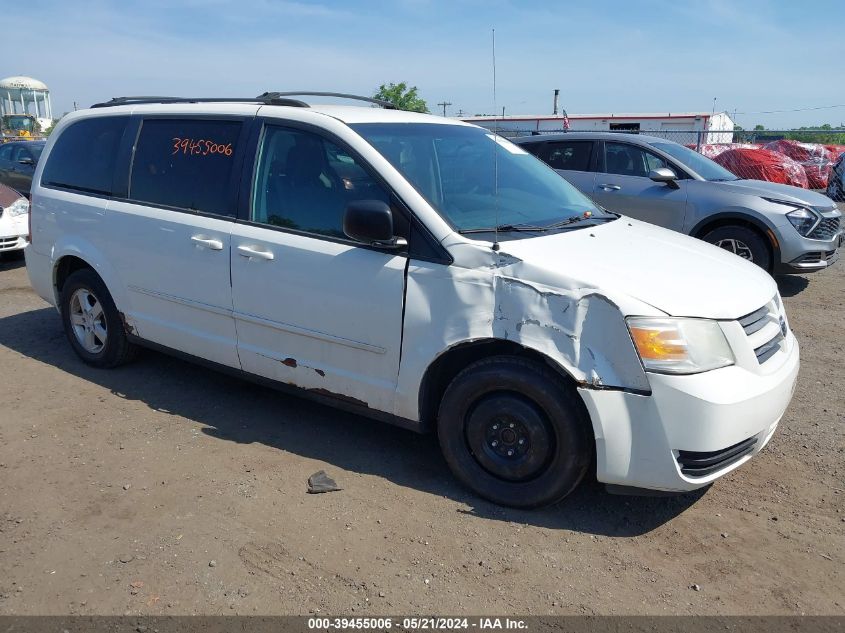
xmin=437 ymin=101 xmax=452 ymax=117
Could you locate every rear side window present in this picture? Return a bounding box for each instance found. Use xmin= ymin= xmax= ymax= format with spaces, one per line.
xmin=543 ymin=141 xmax=593 ymax=171
xmin=42 ymin=117 xmax=127 ymax=195
xmin=129 ymin=119 xmax=242 ymax=216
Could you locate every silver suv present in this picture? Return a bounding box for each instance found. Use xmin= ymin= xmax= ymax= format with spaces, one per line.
xmin=514 ymin=132 xmax=842 ymax=274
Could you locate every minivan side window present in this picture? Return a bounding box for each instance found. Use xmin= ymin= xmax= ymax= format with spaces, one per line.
xmin=605 ymin=142 xmax=674 ymax=178
xmin=129 ymin=119 xmax=242 ymax=217
xmin=41 ymin=117 xmax=128 ymax=195
xmin=251 ymin=126 xmax=391 ymax=239
xmin=543 ymin=141 xmax=593 ymax=171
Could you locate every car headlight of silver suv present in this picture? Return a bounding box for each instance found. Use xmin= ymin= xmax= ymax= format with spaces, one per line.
xmin=785 ymin=208 xmax=819 ymax=236
xmin=626 ymin=317 xmax=735 ymax=374
xmin=6 ymin=198 xmax=29 ymax=217
xmin=763 ymin=198 xmax=820 ymax=237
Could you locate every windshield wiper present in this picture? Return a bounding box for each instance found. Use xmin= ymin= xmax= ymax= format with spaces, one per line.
xmin=458 ymin=223 xmax=548 ymax=234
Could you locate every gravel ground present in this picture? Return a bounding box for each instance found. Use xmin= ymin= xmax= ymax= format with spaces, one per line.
xmin=0 ymin=247 xmax=842 ymax=616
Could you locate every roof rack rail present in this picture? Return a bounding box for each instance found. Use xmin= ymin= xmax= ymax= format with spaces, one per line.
xmin=90 ymin=95 xmax=309 ymax=108
xmin=257 ymin=92 xmax=396 ymax=110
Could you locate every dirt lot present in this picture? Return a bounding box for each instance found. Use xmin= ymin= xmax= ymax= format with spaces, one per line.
xmin=0 ymin=249 xmax=842 ymax=617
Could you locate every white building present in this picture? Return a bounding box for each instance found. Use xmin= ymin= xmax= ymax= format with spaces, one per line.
xmin=0 ymin=76 xmax=54 ymax=130
xmin=462 ymin=111 xmax=735 ymax=145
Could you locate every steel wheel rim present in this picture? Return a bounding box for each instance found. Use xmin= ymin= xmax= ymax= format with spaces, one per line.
xmin=715 ymin=238 xmax=754 ymax=261
xmin=69 ymin=288 xmax=107 ymax=354
xmin=464 ymin=393 xmax=554 ymax=482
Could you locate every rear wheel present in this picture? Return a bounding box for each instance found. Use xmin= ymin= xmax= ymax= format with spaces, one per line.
xmin=437 ymin=356 xmax=591 ymax=508
xmin=60 ymin=269 xmax=138 ymax=368
xmin=702 ymin=225 xmax=772 ymax=272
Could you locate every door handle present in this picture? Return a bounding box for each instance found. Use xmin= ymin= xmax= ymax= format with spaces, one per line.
xmin=598 ymin=184 xmax=622 ymax=191
xmin=237 ymin=245 xmax=274 ymax=261
xmin=190 ymin=236 xmax=224 ymax=250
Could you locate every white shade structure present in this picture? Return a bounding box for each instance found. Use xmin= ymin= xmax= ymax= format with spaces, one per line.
xmin=0 ymin=76 xmax=53 ymax=122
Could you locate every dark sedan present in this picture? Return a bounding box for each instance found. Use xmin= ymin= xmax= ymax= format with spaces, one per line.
xmin=0 ymin=140 xmax=46 ymax=197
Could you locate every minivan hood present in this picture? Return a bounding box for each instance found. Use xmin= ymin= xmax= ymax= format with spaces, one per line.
xmin=499 ymin=218 xmax=777 ymax=320
xmin=713 ymin=179 xmax=837 ymax=210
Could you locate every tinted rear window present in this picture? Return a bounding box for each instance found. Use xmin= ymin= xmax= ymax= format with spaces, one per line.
xmin=41 ymin=117 xmax=127 ymax=195
xmin=129 ymin=119 xmax=242 ymax=216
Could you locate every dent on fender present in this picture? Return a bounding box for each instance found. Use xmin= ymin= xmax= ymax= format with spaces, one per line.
xmin=398 ymin=243 xmax=650 ymax=421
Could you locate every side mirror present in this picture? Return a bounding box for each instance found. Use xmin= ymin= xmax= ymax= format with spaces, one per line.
xmin=18 ymin=158 xmax=35 ymax=166
xmin=343 ymin=200 xmax=407 ymax=248
xmin=649 ymin=167 xmax=679 ymax=188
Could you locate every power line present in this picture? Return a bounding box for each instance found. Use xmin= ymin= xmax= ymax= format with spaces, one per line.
xmin=437 ymin=100 xmax=452 ymax=116
xmin=733 ymin=104 xmax=845 ymax=115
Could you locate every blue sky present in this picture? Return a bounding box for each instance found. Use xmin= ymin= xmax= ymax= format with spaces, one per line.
xmin=7 ymin=0 xmax=845 ymax=129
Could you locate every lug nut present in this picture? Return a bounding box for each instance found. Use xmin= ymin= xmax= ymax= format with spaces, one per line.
xmin=518 ymin=439 xmax=525 ymax=445
xmin=491 ymin=440 xmax=498 ymax=447
xmin=507 ymin=450 xmax=514 ymax=456
xmin=509 ymin=423 xmax=515 ymax=428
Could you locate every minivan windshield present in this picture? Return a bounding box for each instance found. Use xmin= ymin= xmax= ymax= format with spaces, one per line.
xmin=351 ymin=123 xmax=609 ymax=232
xmin=651 ymin=142 xmax=739 ymax=182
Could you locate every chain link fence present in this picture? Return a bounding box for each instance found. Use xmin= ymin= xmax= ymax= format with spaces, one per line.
xmin=494 ymin=128 xmax=845 ymax=198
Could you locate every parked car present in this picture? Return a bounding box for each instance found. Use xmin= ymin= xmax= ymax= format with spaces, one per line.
xmin=513 ymin=133 xmax=842 ymax=274
xmin=0 ymin=182 xmax=29 ymax=256
xmin=26 ymin=95 xmax=799 ymax=507
xmin=0 ymin=140 xmax=46 ymax=197
xmin=827 ymin=152 xmax=845 ymax=201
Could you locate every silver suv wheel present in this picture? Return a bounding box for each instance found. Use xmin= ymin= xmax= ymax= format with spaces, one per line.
xmin=715 ymin=238 xmax=754 ymax=261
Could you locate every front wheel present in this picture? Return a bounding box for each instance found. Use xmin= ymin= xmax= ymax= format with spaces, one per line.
xmin=437 ymin=356 xmax=591 ymax=508
xmin=60 ymin=269 xmax=138 ymax=368
xmin=702 ymin=225 xmax=772 ymax=272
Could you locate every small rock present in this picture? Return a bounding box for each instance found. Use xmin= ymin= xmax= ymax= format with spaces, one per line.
xmin=771 ymin=516 xmax=778 ymax=522
xmin=720 ymin=533 xmax=729 ymax=538
xmin=690 ymin=584 xmax=701 ymax=592
xmin=16 ymin=586 xmax=23 ymax=593
xmin=378 ymin=591 xmax=385 ymax=598
xmin=209 ymin=560 xmax=217 ymax=568
xmin=119 ymin=555 xmax=134 ymax=564
xmin=123 ymin=484 xmax=131 ymax=491
xmin=424 ymin=578 xmax=430 ymax=585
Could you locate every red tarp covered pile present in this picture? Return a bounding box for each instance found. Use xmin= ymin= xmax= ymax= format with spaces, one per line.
xmin=691 ymin=143 xmax=762 ymax=159
xmin=824 ymin=145 xmax=845 ymax=161
xmin=714 ymin=148 xmax=809 ymax=188
xmin=763 ymin=140 xmax=833 ymax=188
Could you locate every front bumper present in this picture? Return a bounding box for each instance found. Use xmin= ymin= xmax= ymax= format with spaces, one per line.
xmin=0 ymin=213 xmax=28 ymax=252
xmin=773 ymin=214 xmax=842 ymax=274
xmin=578 ymin=334 xmax=800 ymax=492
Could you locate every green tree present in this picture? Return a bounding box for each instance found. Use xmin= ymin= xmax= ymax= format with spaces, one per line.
xmin=373 ymin=82 xmax=428 ymax=113
xmin=753 ymin=124 xmax=765 ymax=130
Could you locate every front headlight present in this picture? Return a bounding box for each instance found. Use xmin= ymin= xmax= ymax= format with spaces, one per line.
xmin=786 ymin=208 xmax=819 ymax=237
xmin=7 ymin=198 xmax=29 ymax=217
xmin=627 ymin=317 xmax=735 ymax=374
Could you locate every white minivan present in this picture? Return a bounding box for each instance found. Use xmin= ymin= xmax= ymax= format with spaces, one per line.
xmin=25 ymin=94 xmax=799 ymax=507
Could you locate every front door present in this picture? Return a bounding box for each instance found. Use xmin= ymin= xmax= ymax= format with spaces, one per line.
xmin=230 ymin=123 xmax=407 ymax=412
xmin=592 ymin=141 xmax=688 ymax=231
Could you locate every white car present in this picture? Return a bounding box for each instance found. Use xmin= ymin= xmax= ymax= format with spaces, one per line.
xmin=25 ymin=94 xmax=799 ymax=507
xmin=0 ymin=182 xmax=29 ymax=255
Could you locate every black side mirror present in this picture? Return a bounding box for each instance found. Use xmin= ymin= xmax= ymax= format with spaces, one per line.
xmin=343 ymin=200 xmax=407 ymax=248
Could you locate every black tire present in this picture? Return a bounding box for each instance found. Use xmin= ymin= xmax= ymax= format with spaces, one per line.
xmin=437 ymin=355 xmax=592 ymax=508
xmin=702 ymin=224 xmax=772 ymax=272
xmin=60 ymin=268 xmax=138 ymax=368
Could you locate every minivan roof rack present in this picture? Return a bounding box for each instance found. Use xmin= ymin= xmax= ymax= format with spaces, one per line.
xmin=90 ymin=95 xmax=310 ymax=108
xmin=90 ymin=92 xmax=397 ymax=110
xmin=258 ymin=92 xmax=396 ymax=109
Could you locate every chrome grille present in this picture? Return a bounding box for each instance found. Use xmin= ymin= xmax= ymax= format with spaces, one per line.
xmin=739 ymin=298 xmax=785 ymax=365
xmin=809 ymin=216 xmax=840 ymax=240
